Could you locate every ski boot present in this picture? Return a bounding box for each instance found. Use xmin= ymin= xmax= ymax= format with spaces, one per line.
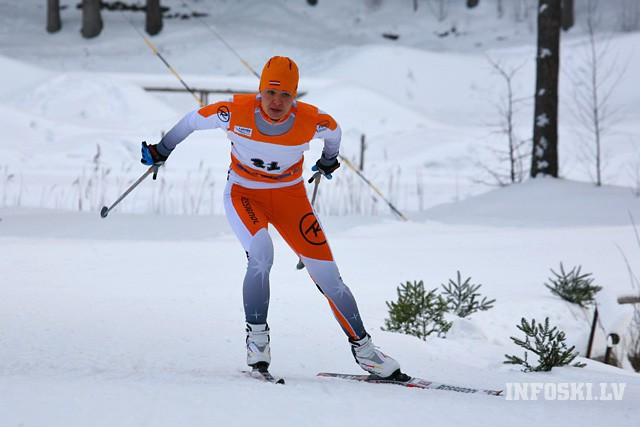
xmin=246 ymin=323 xmax=271 ymax=369
xmin=349 ymin=334 xmax=402 ymax=379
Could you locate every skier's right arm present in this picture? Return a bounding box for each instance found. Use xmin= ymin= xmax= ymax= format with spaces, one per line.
xmin=150 ymin=100 xmax=233 ymax=159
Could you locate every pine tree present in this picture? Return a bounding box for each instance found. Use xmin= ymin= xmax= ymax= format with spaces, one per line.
xmin=545 ymin=263 xmax=601 ymax=308
xmin=383 ymin=280 xmax=451 ymax=340
xmin=504 ymin=317 xmax=586 ymax=372
xmin=441 ymin=271 xmax=495 ymax=318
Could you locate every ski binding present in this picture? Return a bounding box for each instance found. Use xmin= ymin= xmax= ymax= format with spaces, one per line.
xmin=246 ymin=363 xmax=285 ymax=385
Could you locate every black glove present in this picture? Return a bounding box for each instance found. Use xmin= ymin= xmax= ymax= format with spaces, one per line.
xmin=311 ymin=154 xmax=340 ymax=179
xmin=140 ymin=141 xmax=168 ymax=166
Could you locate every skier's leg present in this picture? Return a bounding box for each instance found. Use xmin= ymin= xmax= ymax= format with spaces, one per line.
xmin=242 ymin=228 xmax=274 ymax=325
xmin=224 ymin=182 xmax=273 ymax=367
xmin=271 ymin=182 xmax=401 ymax=377
xmin=224 ymin=182 xmax=274 ymax=324
xmin=270 ymin=182 xmax=366 ymax=339
xmin=298 ymin=255 xmax=366 ymax=339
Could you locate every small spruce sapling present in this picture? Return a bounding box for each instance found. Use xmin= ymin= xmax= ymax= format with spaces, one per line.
xmin=383 ymin=280 xmax=452 ymax=340
xmin=504 ymin=317 xmax=586 ymax=372
xmin=545 ymin=263 xmax=602 ymax=308
xmin=441 ymin=271 xmax=496 ymax=318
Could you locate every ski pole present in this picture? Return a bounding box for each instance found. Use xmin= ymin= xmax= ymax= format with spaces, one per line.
xmin=338 ymin=155 xmax=409 ymax=222
xmin=296 ymin=171 xmax=322 ymax=270
xmin=119 ymin=11 xmax=205 ymax=107
xmin=177 ymin=0 xmax=260 ymax=79
xmin=100 ymin=164 xmax=161 ymax=218
xmin=123 ymin=9 xmax=406 ymax=222
xmin=309 ymin=171 xmax=321 ymax=206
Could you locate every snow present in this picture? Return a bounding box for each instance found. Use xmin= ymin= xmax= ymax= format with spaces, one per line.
xmin=536 ymin=113 xmax=550 ymax=127
xmin=1 ymin=0 xmax=640 ymax=425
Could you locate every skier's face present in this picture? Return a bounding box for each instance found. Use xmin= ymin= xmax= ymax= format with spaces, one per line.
xmin=260 ymin=89 xmax=295 ymax=121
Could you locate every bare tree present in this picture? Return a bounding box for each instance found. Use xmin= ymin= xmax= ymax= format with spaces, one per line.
xmin=518 ymin=0 xmax=532 ymax=18
xmin=531 ymin=0 xmax=561 ymax=178
xmin=565 ymin=0 xmax=625 ymax=186
xmin=146 ymin=0 xmax=163 ymax=36
xmin=47 ymin=0 xmax=61 ymax=33
xmin=482 ymin=56 xmax=530 ymax=185
xmin=81 ymin=0 xmax=103 ymax=39
xmin=425 ymin=0 xmax=448 ymax=22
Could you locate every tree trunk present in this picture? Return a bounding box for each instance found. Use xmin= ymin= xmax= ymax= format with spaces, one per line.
xmin=81 ymin=0 xmax=103 ymax=39
xmin=531 ymin=0 xmax=561 ymax=178
xmin=46 ymin=0 xmax=61 ymax=33
xmin=561 ymin=0 xmax=574 ymax=31
xmin=146 ymin=0 xmax=163 ymax=36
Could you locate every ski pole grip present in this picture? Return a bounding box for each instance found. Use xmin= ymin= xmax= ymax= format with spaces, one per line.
xmin=308 ymin=171 xmax=322 ymax=183
xmin=152 ymin=163 xmax=163 ymax=180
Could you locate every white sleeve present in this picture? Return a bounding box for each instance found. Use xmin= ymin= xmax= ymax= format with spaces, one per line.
xmin=157 ymin=101 xmax=232 ymax=156
xmin=314 ymin=109 xmax=341 ymax=159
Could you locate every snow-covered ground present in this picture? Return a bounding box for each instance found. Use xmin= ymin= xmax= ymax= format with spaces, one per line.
xmin=1 ymin=1 xmax=640 ymax=425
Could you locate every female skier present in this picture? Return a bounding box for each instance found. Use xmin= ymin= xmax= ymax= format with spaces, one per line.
xmin=141 ymin=56 xmax=401 ymax=378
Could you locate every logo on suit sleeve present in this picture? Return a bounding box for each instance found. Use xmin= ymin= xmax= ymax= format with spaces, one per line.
xmin=316 ymin=120 xmax=330 ymax=133
xmin=217 ymin=106 xmax=230 ymax=122
xmin=234 ymin=126 xmax=253 ymax=136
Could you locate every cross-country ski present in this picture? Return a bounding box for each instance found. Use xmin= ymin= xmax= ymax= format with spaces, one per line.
xmin=245 ymin=364 xmax=285 ymax=385
xmin=317 ymin=372 xmax=503 ymax=396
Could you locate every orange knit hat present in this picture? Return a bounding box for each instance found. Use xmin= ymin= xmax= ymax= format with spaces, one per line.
xmin=259 ymin=56 xmax=299 ymax=96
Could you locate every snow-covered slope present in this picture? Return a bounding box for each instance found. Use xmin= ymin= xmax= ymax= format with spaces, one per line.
xmin=419 ymin=177 xmax=640 ymax=227
xmin=2 ymin=182 xmax=640 ymax=425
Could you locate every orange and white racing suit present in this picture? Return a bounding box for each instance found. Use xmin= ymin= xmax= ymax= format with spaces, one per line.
xmin=156 ymin=93 xmax=365 ymax=340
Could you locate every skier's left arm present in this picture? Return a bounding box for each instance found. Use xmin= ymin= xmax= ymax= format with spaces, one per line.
xmin=312 ymin=110 xmax=342 ymax=179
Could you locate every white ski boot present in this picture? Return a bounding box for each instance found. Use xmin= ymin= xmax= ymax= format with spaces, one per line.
xmin=349 ymin=334 xmax=401 ymax=378
xmin=246 ymin=323 xmax=271 ymax=368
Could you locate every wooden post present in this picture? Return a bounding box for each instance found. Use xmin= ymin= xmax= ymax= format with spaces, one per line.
xmin=586 ymin=306 xmax=598 ymax=358
xmin=617 ymin=295 xmax=640 ymax=304
xmin=585 ymin=296 xmax=639 ymax=361
xmin=359 ymin=134 xmax=365 ymax=171
xmin=604 ymin=333 xmax=620 ymax=365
